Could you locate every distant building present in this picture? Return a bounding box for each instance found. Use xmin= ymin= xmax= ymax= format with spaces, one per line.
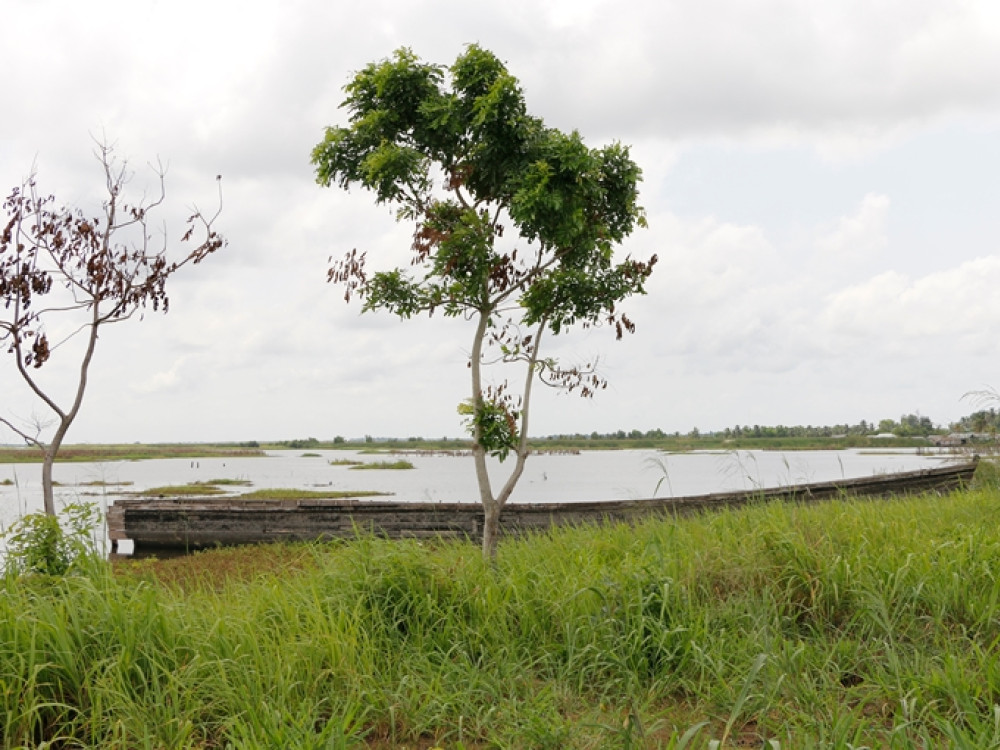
xmin=930 ymin=432 xmax=996 ymax=447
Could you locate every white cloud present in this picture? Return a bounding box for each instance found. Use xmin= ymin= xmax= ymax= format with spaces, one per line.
xmin=519 ymin=0 xmax=1000 ymax=157
xmin=814 ymin=193 xmax=890 ymax=272
xmin=130 ymin=358 xmax=187 ymax=395
xmin=821 ymin=256 xmax=1000 ymax=352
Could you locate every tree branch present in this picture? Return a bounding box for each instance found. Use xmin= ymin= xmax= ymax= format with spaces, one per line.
xmin=0 ymin=414 xmax=46 ymax=450
xmin=11 ymin=333 xmax=66 ymax=420
xmin=495 ymin=319 xmax=546 ymax=506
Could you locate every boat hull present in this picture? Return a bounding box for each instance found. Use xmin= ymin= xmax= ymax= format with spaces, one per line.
xmin=107 ymin=458 xmax=980 ymax=554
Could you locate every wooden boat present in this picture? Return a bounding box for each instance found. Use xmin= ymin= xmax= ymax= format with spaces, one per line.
xmin=107 ymin=457 xmax=980 ymax=554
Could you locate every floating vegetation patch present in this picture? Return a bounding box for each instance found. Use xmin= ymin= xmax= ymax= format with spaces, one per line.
xmin=134 ymin=479 xmax=251 ymax=497
xmin=349 ymin=460 xmax=415 ymax=471
xmin=137 ymin=484 xmax=228 ymax=497
xmin=330 ymin=459 xmax=364 ymax=466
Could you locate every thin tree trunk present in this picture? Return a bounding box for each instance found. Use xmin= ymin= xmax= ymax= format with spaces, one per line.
xmin=469 ymin=310 xmax=501 ymax=558
xmin=494 ymin=321 xmax=545 ymax=508
xmin=41 ymin=432 xmax=64 ymax=516
xmin=40 ymin=301 xmax=101 ymax=515
xmin=481 ymin=498 xmax=501 ymax=559
xmin=477 ymin=318 xmax=546 ymax=560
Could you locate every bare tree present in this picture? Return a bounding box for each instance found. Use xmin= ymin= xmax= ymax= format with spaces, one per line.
xmin=0 ymin=143 xmax=225 ymax=515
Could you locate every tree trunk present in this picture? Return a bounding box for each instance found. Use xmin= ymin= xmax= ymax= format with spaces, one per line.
xmin=38 ymin=304 xmax=101 ymax=516
xmin=471 ymin=316 xmax=547 ymax=560
xmin=481 ymin=497 xmax=501 ymax=560
xmin=41 ymin=447 xmax=57 ymax=517
xmin=469 ymin=310 xmax=500 ymax=559
xmin=40 ymin=417 xmax=71 ymax=516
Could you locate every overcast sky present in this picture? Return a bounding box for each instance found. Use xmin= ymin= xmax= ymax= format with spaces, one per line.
xmin=2 ymin=0 xmax=1000 ymax=443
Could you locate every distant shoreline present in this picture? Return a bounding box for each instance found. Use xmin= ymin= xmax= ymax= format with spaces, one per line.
xmin=0 ymin=434 xmax=976 ymax=463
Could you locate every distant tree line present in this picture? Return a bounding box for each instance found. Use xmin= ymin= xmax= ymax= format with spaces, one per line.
xmin=273 ymin=410 xmax=1000 ymax=447
xmin=953 ymin=409 xmax=1000 ymax=435
xmin=279 ymin=437 xmax=346 ymax=449
xmin=547 ymin=413 xmax=950 ymax=441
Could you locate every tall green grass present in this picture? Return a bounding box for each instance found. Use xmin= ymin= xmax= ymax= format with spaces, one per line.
xmin=5 ymin=472 xmax=1000 ymax=747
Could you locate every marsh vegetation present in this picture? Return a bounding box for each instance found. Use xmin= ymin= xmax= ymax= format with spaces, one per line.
xmin=138 ymin=483 xmax=229 ymax=497
xmin=3 ymin=464 xmax=1000 ymax=747
xmin=0 ymin=444 xmax=265 ymax=464
xmin=348 ymin=459 xmax=416 ymax=471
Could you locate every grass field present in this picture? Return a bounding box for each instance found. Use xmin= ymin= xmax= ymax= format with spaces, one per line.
xmin=3 ymin=465 xmax=1000 ymax=747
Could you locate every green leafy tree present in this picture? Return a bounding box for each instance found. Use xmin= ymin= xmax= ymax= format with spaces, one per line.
xmin=313 ymin=46 xmax=655 ymax=558
xmin=878 ymin=418 xmax=898 ymax=434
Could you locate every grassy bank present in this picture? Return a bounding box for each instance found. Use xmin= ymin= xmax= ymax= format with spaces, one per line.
xmin=0 ymin=443 xmax=265 ymax=464
xmin=5 ymin=473 xmax=1000 ymax=747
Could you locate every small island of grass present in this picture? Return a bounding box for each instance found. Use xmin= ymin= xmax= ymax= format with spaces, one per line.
xmin=137 ymin=484 xmax=228 ymax=497
xmin=349 ymin=459 xmax=415 ymax=471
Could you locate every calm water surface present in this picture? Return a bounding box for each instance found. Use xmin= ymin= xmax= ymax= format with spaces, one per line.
xmin=0 ymin=448 xmax=956 ymax=530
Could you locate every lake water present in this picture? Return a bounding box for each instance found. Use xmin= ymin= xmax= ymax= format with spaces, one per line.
xmin=0 ymin=447 xmax=957 ymax=533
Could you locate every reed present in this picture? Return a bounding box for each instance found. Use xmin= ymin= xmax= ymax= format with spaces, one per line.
xmin=5 ymin=470 xmax=1000 ymax=747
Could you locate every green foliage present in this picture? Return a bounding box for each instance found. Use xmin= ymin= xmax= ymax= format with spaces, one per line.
xmin=8 ymin=487 xmax=1000 ymax=745
xmin=138 ymin=483 xmax=228 ymax=496
xmin=877 ymin=413 xmax=938 ymax=437
xmin=2 ymin=502 xmax=101 ymax=576
xmin=348 ymin=459 xmax=415 ymax=470
xmin=315 ymin=46 xmax=657 ymax=558
xmin=458 ymin=397 xmax=518 ymax=461
xmin=313 ymin=45 xmax=655 ymax=483
xmin=315 ymin=44 xmax=654 ymax=326
xmin=956 ymin=403 xmax=1000 ymax=434
xmin=283 ymin=437 xmax=320 ymax=449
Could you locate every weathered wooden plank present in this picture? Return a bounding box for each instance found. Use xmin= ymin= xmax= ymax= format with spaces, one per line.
xmin=106 ymin=458 xmax=979 ymax=553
